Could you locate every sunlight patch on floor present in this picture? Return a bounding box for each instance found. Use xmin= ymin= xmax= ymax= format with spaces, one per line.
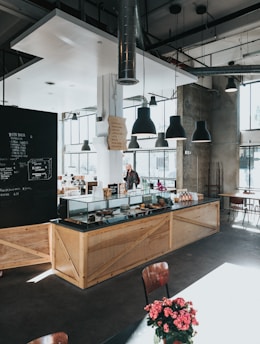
xmin=27 ymin=269 xmax=54 ymax=283
xmin=232 ymin=223 xmax=260 ymax=233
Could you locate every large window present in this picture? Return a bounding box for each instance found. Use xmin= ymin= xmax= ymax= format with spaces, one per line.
xmin=239 ymin=81 xmax=260 ymax=190
xmin=60 ymin=98 xmax=177 ymax=186
xmin=239 ymin=146 xmax=260 ymax=190
xmin=62 ymin=112 xmax=97 ymax=177
xmin=124 ymin=98 xmax=176 ymax=140
xmin=123 ymin=98 xmax=177 ymax=188
xmin=123 ymin=150 xmax=176 ymax=188
xmin=240 ymin=82 xmax=260 ymax=130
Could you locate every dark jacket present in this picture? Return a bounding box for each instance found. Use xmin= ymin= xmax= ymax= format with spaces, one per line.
xmin=124 ymin=170 xmax=140 ymax=190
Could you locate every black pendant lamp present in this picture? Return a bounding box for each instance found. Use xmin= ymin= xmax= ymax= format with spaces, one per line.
xmin=155 ymin=132 xmax=168 ymax=147
xmin=72 ymin=113 xmax=78 ymax=120
xmin=128 ymin=136 xmax=139 ymax=149
xmin=225 ymin=77 xmax=237 ymax=93
xmin=81 ymin=140 xmax=91 ymax=151
xmin=165 ymin=115 xmax=186 ymax=140
xmin=191 ymin=120 xmax=211 ymax=143
xmin=132 ymin=106 xmax=156 ymax=138
xmin=149 ymin=96 xmax=157 ymax=106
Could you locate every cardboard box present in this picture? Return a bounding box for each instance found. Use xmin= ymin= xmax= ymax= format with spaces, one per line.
xmin=197 ymin=193 xmax=204 ymax=200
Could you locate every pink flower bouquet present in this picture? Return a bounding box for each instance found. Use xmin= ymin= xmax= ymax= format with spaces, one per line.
xmin=144 ymin=297 xmax=199 ymax=344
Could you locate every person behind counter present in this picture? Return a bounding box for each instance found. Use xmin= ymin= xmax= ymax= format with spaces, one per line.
xmin=124 ymin=164 xmax=140 ymax=190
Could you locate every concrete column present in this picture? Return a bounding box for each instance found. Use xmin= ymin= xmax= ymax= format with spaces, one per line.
xmin=179 ymin=83 xmax=211 ymax=195
xmin=211 ymin=76 xmax=239 ymax=208
xmin=93 ymin=74 xmax=124 ymax=187
xmin=179 ymin=76 xmax=239 ymax=200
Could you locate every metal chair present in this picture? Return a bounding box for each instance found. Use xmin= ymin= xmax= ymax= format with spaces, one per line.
xmin=228 ymin=197 xmax=247 ymax=223
xmin=141 ymin=261 xmax=170 ymax=305
xmin=27 ymin=332 xmax=68 ymax=344
xmin=254 ymin=200 xmax=260 ymax=226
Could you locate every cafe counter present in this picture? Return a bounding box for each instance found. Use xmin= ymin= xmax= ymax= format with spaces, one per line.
xmin=52 ymin=194 xmax=220 ymax=289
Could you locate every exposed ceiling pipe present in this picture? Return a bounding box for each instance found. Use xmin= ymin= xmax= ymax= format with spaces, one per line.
xmin=183 ymin=65 xmax=260 ymax=76
xmin=162 ymin=55 xmax=260 ymax=76
xmin=117 ymin=0 xmax=138 ymax=85
xmin=135 ymin=0 xmax=145 ymax=51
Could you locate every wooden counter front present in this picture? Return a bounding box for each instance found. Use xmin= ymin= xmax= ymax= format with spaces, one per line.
xmin=52 ymin=200 xmax=220 ymax=289
xmin=170 ymin=201 xmax=220 ymax=250
xmin=52 ymin=212 xmax=171 ymax=289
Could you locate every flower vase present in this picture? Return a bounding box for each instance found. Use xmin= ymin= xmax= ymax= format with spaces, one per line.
xmin=163 ymin=339 xmax=183 ymax=344
xmin=153 ymin=334 xmax=183 ymax=344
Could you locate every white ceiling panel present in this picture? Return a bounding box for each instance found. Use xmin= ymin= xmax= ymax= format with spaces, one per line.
xmin=1 ymin=9 xmax=196 ymax=113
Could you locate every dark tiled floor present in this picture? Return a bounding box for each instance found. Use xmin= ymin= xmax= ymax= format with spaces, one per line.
xmin=1 ymin=212 xmax=260 ymax=344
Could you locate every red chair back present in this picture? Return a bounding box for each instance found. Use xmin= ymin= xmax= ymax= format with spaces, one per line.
xmin=27 ymin=332 xmax=68 ymax=344
xmin=142 ymin=261 xmax=170 ymax=304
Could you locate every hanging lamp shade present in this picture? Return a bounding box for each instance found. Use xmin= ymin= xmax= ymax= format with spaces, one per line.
xmin=81 ymin=140 xmax=91 ymax=151
xmin=72 ymin=113 xmax=78 ymax=120
xmin=225 ymin=77 xmax=237 ymax=92
xmin=128 ymin=136 xmax=139 ymax=149
xmin=191 ymin=120 xmax=211 ymax=142
xmin=131 ymin=107 xmax=156 ymax=138
xmin=155 ymin=132 xmax=169 ymax=147
xmin=165 ymin=115 xmax=186 ymax=140
xmin=149 ymin=96 xmax=157 ymax=106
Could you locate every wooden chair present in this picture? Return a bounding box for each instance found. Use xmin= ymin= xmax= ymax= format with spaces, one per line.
xmin=142 ymin=261 xmax=170 ymax=305
xmin=27 ymin=332 xmax=68 ymax=344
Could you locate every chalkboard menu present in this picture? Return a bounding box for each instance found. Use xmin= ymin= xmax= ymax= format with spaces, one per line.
xmin=0 ymin=106 xmax=57 ymax=228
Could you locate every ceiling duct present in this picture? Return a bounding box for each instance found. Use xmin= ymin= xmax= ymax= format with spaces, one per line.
xmin=183 ymin=65 xmax=260 ymax=76
xmin=117 ymin=0 xmax=138 ymax=85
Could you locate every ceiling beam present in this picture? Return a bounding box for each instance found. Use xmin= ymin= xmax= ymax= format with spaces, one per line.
xmin=146 ymin=3 xmax=260 ymax=53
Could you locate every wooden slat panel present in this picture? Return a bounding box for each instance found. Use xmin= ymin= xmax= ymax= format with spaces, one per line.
xmin=171 ymin=201 xmax=220 ymax=250
xmin=0 ymin=223 xmax=51 ymax=270
xmin=52 ymin=224 xmax=81 ymax=282
xmin=86 ymin=213 xmax=170 ymax=287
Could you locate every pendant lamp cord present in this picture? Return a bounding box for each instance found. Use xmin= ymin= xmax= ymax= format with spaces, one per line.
xmin=2 ymin=49 xmax=5 ymax=106
xmin=111 ymin=74 xmax=117 ymax=116
xmin=199 ymin=13 xmax=205 ymax=121
xmin=163 ymin=99 xmax=165 ymax=130
xmin=142 ymin=48 xmax=146 ymax=106
xmin=174 ymin=66 xmax=177 ymax=110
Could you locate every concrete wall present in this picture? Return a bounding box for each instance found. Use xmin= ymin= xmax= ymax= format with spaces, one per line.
xmin=178 ymin=76 xmax=239 ymax=197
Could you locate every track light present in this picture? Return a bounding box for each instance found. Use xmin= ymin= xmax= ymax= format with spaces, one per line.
xmin=225 ymin=77 xmax=238 ymax=93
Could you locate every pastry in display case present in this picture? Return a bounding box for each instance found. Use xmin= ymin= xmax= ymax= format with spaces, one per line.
xmin=57 ymin=190 xmax=173 ymax=230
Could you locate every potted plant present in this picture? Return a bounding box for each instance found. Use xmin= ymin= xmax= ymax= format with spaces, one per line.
xmin=144 ymin=297 xmax=198 ymax=344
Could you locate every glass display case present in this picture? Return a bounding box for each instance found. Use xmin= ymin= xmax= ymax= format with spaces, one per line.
xmin=58 ymin=189 xmax=173 ymax=230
